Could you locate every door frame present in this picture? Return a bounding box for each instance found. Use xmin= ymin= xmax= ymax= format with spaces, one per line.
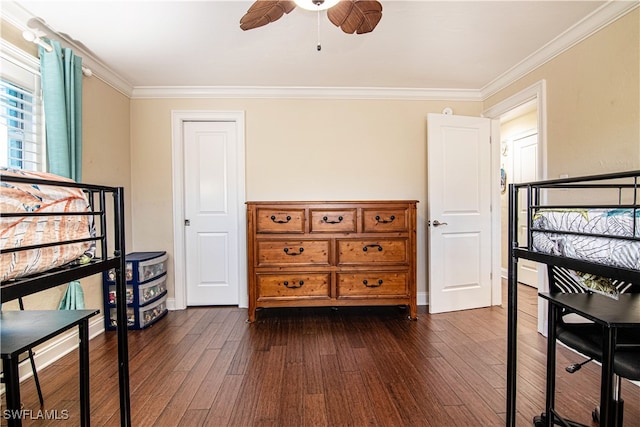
xmin=483 ymin=80 xmax=548 ymax=332
xmin=171 ymin=110 xmax=247 ymax=310
xmin=483 ymin=80 xmax=547 ymax=180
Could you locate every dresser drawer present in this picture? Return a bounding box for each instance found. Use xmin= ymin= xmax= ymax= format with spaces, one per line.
xmin=256 ymin=208 xmax=305 ymax=233
xmin=362 ymin=208 xmax=408 ymax=232
xmin=257 ymin=273 xmax=330 ymax=299
xmin=337 ymin=272 xmax=408 ymax=297
xmin=337 ymin=239 xmax=407 ymax=264
xmin=256 ymin=240 xmax=330 ymax=266
xmin=310 ymin=208 xmax=357 ymax=233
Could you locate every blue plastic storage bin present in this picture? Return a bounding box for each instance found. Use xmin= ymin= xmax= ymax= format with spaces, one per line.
xmin=103 ymin=251 xmax=168 ymax=330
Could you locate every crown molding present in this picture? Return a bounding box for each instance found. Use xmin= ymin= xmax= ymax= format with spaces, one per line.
xmin=1 ymin=1 xmax=134 ymax=97
xmin=480 ymin=0 xmax=640 ymax=100
xmin=3 ymin=0 xmax=637 ymax=101
xmin=130 ymin=85 xmax=483 ymax=101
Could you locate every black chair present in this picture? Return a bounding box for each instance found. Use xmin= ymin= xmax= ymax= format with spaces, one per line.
xmin=534 ymin=266 xmax=640 ymax=427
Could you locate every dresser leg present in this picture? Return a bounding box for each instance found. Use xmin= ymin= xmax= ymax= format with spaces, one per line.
xmin=409 ymin=303 xmax=418 ymax=320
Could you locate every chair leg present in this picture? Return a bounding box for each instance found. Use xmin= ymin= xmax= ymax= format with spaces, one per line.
xmin=593 ymin=375 xmax=625 ymax=427
xmin=532 ymin=412 xmax=591 ymax=427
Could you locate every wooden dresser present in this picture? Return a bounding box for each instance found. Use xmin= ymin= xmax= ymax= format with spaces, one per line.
xmin=246 ymin=200 xmax=418 ymax=322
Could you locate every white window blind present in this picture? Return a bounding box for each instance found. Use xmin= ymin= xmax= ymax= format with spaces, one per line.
xmin=0 ymin=44 xmax=44 ymax=172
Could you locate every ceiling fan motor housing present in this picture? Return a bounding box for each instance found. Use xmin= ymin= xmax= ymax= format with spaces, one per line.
xmin=240 ymin=0 xmax=383 ymax=35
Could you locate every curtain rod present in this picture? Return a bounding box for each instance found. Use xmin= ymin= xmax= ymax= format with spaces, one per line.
xmin=22 ymin=30 xmax=93 ymax=77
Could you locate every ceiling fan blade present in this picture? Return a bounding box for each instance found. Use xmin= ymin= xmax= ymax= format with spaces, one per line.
xmin=327 ymin=0 xmax=382 ymax=34
xmin=240 ymin=0 xmax=297 ymax=31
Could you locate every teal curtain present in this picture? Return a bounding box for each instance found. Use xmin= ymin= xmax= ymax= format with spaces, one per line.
xmin=40 ymin=40 xmax=85 ymax=309
xmin=39 ymin=40 xmax=83 ymax=182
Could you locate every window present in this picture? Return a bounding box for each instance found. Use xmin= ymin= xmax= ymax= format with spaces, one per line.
xmin=0 ymin=42 xmax=44 ymax=171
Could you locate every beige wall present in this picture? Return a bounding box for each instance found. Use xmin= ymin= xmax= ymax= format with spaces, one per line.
xmin=485 ymin=9 xmax=640 ymax=177
xmin=78 ymin=77 xmax=132 ymax=310
xmin=487 ymin=9 xmax=639 ymax=275
xmin=130 ymin=98 xmax=482 ymax=301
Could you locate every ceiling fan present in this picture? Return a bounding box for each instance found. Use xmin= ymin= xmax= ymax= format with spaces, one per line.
xmin=240 ymin=0 xmax=383 ymax=35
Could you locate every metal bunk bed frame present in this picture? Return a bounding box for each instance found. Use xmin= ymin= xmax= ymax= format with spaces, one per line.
xmin=0 ymin=173 xmax=131 ymax=426
xmin=505 ymin=170 xmax=640 ymax=427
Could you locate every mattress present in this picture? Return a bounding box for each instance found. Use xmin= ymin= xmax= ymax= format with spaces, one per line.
xmin=0 ymin=167 xmax=93 ymax=282
xmin=532 ymin=208 xmax=640 ymax=271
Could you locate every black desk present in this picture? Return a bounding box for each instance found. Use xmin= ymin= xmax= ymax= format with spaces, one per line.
xmin=538 ymin=292 xmax=640 ymax=427
xmin=1 ymin=309 xmax=99 ymax=427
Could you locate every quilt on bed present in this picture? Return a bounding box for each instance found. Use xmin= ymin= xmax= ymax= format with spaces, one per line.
xmin=0 ymin=167 xmax=92 ymax=282
xmin=532 ymin=208 xmax=640 ymax=271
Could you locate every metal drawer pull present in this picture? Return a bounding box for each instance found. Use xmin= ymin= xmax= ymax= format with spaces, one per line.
xmin=283 ymin=247 xmax=304 ymax=256
xmin=270 ymin=215 xmax=291 ymax=223
xmin=362 ymin=244 xmax=383 ymax=252
xmin=322 ymin=215 xmax=343 ymax=224
xmin=375 ymin=215 xmax=395 ymax=224
xmin=363 ymin=279 xmax=383 ymax=287
xmin=283 ymin=280 xmax=304 ymax=288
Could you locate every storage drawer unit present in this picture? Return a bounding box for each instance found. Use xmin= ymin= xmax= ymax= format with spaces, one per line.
xmin=103 ymin=251 xmax=168 ymax=330
xmin=247 ymin=201 xmax=417 ymax=321
xmin=107 ymin=274 xmax=167 ymax=306
xmin=105 ymin=251 xmax=167 ymax=285
xmin=108 ymin=294 xmax=168 ymax=330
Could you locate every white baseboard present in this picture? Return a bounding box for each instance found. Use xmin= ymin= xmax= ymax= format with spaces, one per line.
xmin=417 ymin=291 xmax=428 ymax=306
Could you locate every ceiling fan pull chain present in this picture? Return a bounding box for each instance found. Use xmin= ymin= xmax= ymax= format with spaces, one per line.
xmin=317 ymin=10 xmax=322 ymax=51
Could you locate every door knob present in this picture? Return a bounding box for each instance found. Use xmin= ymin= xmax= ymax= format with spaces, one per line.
xmin=432 ymin=220 xmax=448 ymax=227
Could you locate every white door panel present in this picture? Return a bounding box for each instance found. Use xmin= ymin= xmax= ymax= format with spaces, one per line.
xmin=428 ymin=113 xmax=493 ymax=313
xmin=197 ymin=233 xmax=229 ymax=284
xmin=184 ymin=121 xmax=239 ymax=306
xmin=441 ymin=232 xmax=481 ymax=289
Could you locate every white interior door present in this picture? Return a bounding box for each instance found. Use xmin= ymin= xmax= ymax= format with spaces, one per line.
xmin=184 ymin=121 xmax=239 ymax=306
xmin=427 ymin=113 xmax=493 ymax=314
xmin=512 ymin=132 xmax=539 ymax=287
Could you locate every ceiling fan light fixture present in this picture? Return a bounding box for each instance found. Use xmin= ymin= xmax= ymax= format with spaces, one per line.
xmin=294 ymin=0 xmax=340 ymax=11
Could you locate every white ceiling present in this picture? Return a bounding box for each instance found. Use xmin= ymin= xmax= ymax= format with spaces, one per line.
xmin=3 ymin=1 xmax=636 ymax=97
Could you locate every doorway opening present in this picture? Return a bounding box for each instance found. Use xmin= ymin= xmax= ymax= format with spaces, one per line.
xmin=483 ymin=80 xmax=547 ymax=333
xmin=500 ymin=100 xmax=539 ymax=288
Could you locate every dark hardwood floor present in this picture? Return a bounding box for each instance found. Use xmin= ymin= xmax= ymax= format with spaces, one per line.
xmin=4 ymin=283 xmax=640 ymax=426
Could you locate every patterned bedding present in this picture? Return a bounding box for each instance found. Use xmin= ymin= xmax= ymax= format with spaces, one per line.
xmin=532 ymin=208 xmax=640 ymax=271
xmin=0 ymin=168 xmax=92 ymax=281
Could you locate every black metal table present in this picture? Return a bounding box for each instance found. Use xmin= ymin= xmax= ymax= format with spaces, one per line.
xmin=1 ymin=309 xmax=99 ymax=427
xmin=538 ymin=292 xmax=640 ymax=427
